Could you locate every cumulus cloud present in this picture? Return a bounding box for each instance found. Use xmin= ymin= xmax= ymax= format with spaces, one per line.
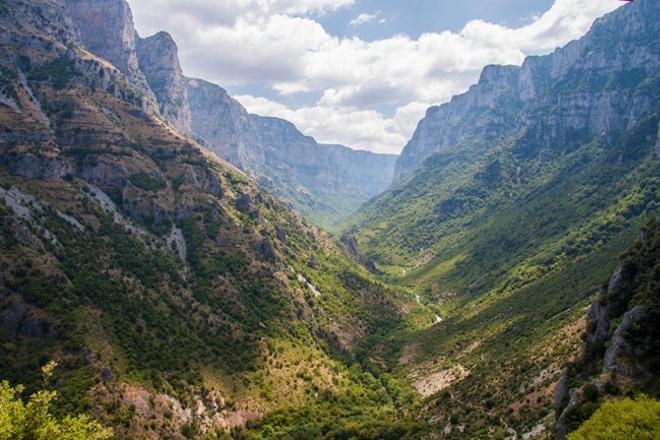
xmin=235 ymin=95 xmax=409 ymax=154
xmin=127 ymin=0 xmax=621 ymax=154
xmin=350 ymin=12 xmax=377 ymax=26
xmin=129 ymin=0 xmax=355 ymax=28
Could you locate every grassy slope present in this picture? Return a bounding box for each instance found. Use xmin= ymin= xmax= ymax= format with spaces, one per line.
xmin=341 ymin=85 xmax=659 ymax=438
xmin=0 ymin=2 xmax=425 ymax=438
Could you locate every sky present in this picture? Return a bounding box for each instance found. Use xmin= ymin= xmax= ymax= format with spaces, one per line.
xmin=127 ymin=0 xmax=623 ymax=154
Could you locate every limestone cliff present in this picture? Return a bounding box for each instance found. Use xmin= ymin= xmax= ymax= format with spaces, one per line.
xmin=186 ymin=77 xmax=252 ymax=166
xmin=55 ymin=0 xmax=397 ymax=227
xmin=187 ymin=78 xmax=397 ymax=228
xmin=395 ymin=0 xmax=659 ymax=181
xmin=554 ymin=221 xmax=659 ymax=439
xmin=136 ymin=31 xmax=192 ymax=134
xmin=62 ymin=0 xmax=158 ymax=113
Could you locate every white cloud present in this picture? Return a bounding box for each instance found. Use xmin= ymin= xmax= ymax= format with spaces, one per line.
xmin=129 ymin=0 xmax=355 ymax=30
xmin=235 ymin=95 xmax=294 ymax=118
xmin=350 ymin=12 xmax=377 ymax=26
xmin=235 ymin=95 xmax=408 ymax=154
xmin=127 ymin=0 xmax=622 ymax=154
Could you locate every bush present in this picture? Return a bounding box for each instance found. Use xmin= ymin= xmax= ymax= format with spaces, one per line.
xmin=0 ymin=378 xmax=112 ymax=440
xmin=567 ymin=395 xmax=660 ymax=440
xmin=129 ymin=172 xmax=167 ymax=191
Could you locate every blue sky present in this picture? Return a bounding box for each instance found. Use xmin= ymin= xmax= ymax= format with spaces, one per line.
xmin=225 ymin=0 xmax=556 ymax=107
xmin=319 ymin=0 xmax=555 ymax=40
xmin=128 ymin=0 xmax=622 ymax=154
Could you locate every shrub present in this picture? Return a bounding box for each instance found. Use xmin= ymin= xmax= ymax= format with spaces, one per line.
xmin=567 ymin=395 xmax=660 ymax=440
xmin=0 ymin=379 xmax=112 ymax=440
xmin=129 ymin=172 xmax=167 ymax=191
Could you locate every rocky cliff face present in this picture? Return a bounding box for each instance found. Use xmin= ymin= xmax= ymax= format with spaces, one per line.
xmin=395 ymin=0 xmax=659 ymax=181
xmin=64 ymin=1 xmax=192 ymax=134
xmin=187 ymin=79 xmax=397 ymax=228
xmin=395 ymin=64 xmax=522 ymax=182
xmin=62 ymin=0 xmax=158 ymax=113
xmin=248 ymin=115 xmax=396 ymax=196
xmin=0 ymin=1 xmax=412 ymax=438
xmin=136 ymin=32 xmax=192 ymax=134
xmin=554 ymin=221 xmax=659 ymax=439
xmin=186 ymin=77 xmax=252 ymax=166
xmin=56 ymin=0 xmax=396 ymax=227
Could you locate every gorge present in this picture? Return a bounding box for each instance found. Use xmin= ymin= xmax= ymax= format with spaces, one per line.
xmin=0 ymin=0 xmax=657 ymax=439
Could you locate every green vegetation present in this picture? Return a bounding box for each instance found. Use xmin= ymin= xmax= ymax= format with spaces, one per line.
xmin=1 ymin=0 xmax=657 ymax=438
xmin=567 ymin=395 xmax=660 ymax=440
xmin=128 ymin=172 xmax=167 ymax=191
xmin=28 ymin=57 xmax=78 ymax=89
xmin=340 ymin=75 xmax=658 ymax=437
xmin=557 ymin=218 xmax=660 ymax=434
xmin=0 ymin=363 xmax=112 ymax=440
xmin=0 ymin=64 xmax=18 ymax=102
xmin=238 ymin=368 xmax=422 ymax=440
xmin=0 ymin=77 xmax=417 ymax=437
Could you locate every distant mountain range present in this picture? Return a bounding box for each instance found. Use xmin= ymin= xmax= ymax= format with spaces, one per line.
xmin=186 ymin=77 xmax=397 ymax=229
xmin=342 ymin=0 xmax=658 ymax=436
xmin=61 ymin=3 xmax=396 ymax=229
xmin=0 ymin=0 xmax=657 ymax=439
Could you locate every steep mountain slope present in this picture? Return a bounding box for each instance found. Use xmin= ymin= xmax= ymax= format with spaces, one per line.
xmin=186 ymin=77 xmax=397 ymax=229
xmin=554 ymin=219 xmax=658 ymax=438
xmin=0 ymin=1 xmax=425 ymax=438
xmin=394 ymin=0 xmax=657 ymax=182
xmin=341 ymin=0 xmax=659 ymax=437
xmin=59 ymin=0 xmax=397 ymax=230
xmin=61 ymin=0 xmax=157 ymax=113
xmin=136 ymin=31 xmax=193 ymax=135
xmin=346 ymin=0 xmax=658 ymax=273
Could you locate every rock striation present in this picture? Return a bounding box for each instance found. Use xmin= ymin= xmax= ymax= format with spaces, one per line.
xmin=186 ymin=77 xmax=252 ymax=166
xmin=136 ymin=32 xmax=192 ymax=134
xmin=62 ymin=0 xmax=158 ymax=113
xmin=395 ymin=0 xmax=659 ymax=181
xmin=187 ymin=78 xmax=397 ymax=227
xmin=59 ymin=1 xmax=396 ymax=227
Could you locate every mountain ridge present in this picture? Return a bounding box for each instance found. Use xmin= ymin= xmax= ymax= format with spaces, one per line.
xmin=394 ymin=0 xmax=658 ymax=182
xmin=136 ymin=30 xmax=193 ymax=135
xmin=52 ymin=0 xmax=398 ymax=229
xmin=186 ymin=76 xmax=397 ymax=228
xmin=0 ymin=0 xmax=425 ymax=438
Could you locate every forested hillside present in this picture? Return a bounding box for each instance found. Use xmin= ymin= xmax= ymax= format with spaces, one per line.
xmin=341 ymin=0 xmax=659 ymax=437
xmin=0 ymin=0 xmax=657 ymax=439
xmin=0 ymin=1 xmax=424 ymax=438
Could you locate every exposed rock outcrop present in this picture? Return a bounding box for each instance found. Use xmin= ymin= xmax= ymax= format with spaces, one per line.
xmin=62 ymin=0 xmax=158 ymax=113
xmin=186 ymin=78 xmax=397 ymax=226
xmin=395 ymin=0 xmax=659 ymax=181
xmin=341 ymin=235 xmax=361 ymax=262
xmin=136 ymin=32 xmax=192 ymax=134
xmin=186 ymin=77 xmax=252 ymax=167
xmin=555 ymin=220 xmax=659 ymax=439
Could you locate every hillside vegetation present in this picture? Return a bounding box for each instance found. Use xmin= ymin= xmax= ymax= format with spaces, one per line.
xmin=0 ymin=0 xmax=657 ymax=439
xmin=0 ymin=1 xmax=425 ymax=438
xmin=341 ymin=0 xmax=659 ymax=437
